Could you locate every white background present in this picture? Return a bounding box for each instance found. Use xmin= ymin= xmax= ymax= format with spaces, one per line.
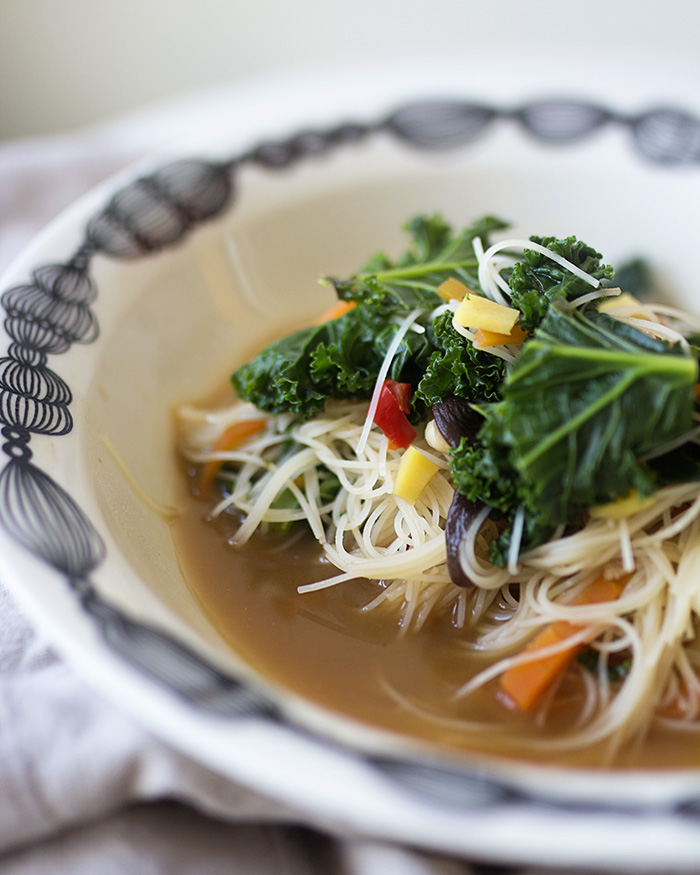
xmin=1 ymin=0 xmax=699 ymax=142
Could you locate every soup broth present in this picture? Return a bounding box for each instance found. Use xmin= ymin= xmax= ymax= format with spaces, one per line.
xmin=171 ymin=214 xmax=700 ymax=771
xmin=172 ymin=470 xmax=700 ymax=770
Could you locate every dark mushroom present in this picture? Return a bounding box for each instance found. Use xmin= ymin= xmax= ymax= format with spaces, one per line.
xmin=446 ymin=492 xmax=486 ymax=587
xmin=432 ymin=397 xmax=483 ymax=449
xmin=432 ymin=398 xmax=487 ymax=588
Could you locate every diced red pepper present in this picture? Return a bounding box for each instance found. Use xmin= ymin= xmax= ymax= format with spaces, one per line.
xmin=373 ymin=380 xmax=416 ymax=449
xmin=383 ymin=379 xmax=412 ymax=414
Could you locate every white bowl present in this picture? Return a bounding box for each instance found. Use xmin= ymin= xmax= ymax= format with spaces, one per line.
xmin=3 ymin=67 xmax=700 ymax=870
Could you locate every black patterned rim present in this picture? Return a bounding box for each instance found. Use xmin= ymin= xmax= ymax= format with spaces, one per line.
xmin=2 ymin=98 xmax=700 ymax=821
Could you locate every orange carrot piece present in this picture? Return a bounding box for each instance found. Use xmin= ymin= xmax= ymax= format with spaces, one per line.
xmin=312 ymin=300 xmax=356 ymax=324
xmin=568 ymin=576 xmax=625 ymax=606
xmin=473 ymin=325 xmax=528 ymax=348
xmin=499 ymin=575 xmax=626 ymax=711
xmin=198 ymin=418 xmax=268 ymax=497
xmin=500 ymin=624 xmax=579 ymax=711
xmin=437 ymin=277 xmax=470 ymax=302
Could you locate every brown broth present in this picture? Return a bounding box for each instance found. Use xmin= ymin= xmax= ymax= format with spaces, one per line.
xmin=172 ymin=468 xmax=700 ymax=770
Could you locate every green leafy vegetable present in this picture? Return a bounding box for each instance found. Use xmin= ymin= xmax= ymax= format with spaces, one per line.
xmin=648 ymin=445 xmax=700 ymax=488
xmin=507 ymin=236 xmax=613 ymax=330
xmin=578 ymin=648 xmax=632 ymax=683
xmin=232 ymin=214 xmax=507 ymax=418
xmin=231 ymin=212 xmax=700 ymax=571
xmin=231 ymin=302 xmax=435 ymax=418
xmin=327 ymin=214 xmax=508 ymax=311
xmin=414 ymin=310 xmax=506 ymax=406
xmin=451 ymin=304 xmax=698 ymax=563
xmin=609 ymin=257 xmax=653 ymax=299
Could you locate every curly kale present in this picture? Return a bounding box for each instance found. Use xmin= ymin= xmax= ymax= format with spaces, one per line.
xmin=414 ymin=309 xmax=506 ymax=407
xmin=231 ymin=299 xmax=436 ymax=419
xmin=450 ymin=304 xmax=698 ymax=565
xmin=507 ymin=235 xmax=613 ymax=330
xmin=231 ymin=214 xmax=700 ymax=572
xmin=327 ymin=213 xmax=508 ymax=312
xmin=232 ymin=214 xmax=507 ymax=418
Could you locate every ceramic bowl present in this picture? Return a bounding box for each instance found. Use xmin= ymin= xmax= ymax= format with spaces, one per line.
xmin=3 ymin=66 xmax=700 ymax=870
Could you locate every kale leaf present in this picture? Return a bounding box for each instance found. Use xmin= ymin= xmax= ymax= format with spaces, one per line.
xmin=609 ymin=257 xmax=653 ymax=298
xmin=504 ymin=307 xmax=696 ymax=529
xmin=231 ymin=303 xmax=435 ymax=418
xmin=451 ymin=304 xmax=698 ymax=563
xmin=414 ymin=233 xmax=617 ymax=411
xmin=507 ymin=236 xmax=613 ymax=330
xmin=414 ymin=309 xmax=506 ymax=407
xmin=326 ymin=214 xmax=508 ymax=312
xmin=232 ymin=214 xmax=507 ymax=417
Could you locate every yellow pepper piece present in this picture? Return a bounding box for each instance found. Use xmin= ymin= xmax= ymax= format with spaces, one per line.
xmin=589 ymin=489 xmax=656 ymax=519
xmin=598 ymin=293 xmax=650 ymax=319
xmin=454 ymin=293 xmax=520 ymax=334
xmin=394 ymin=446 xmax=440 ymax=503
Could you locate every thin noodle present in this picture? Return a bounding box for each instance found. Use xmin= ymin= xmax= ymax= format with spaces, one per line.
xmin=176 ymin=259 xmax=700 ymax=759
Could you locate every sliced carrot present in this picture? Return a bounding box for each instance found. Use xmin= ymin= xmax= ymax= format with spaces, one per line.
xmin=198 ymin=418 xmax=268 ymax=497
xmin=500 ymin=624 xmax=578 ymax=711
xmin=566 ymin=575 xmax=626 ymax=606
xmin=499 ymin=575 xmax=627 ymax=711
xmin=312 ymin=299 xmax=356 ymax=324
xmin=473 ymin=325 xmax=529 ymax=348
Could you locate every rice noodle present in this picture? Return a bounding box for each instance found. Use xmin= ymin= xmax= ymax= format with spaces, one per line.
xmin=178 ymin=388 xmax=700 ymax=757
xmin=176 ymin=243 xmax=700 ymax=760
